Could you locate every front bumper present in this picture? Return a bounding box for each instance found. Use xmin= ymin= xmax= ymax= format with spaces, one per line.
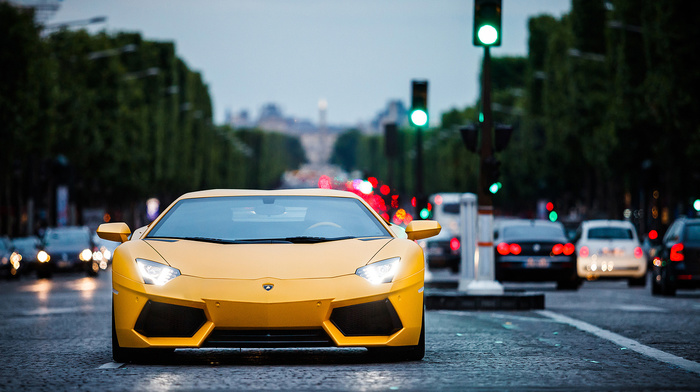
xmin=113 ymin=270 xmax=424 ymax=349
xmin=495 ymin=256 xmax=576 ymax=282
xmin=577 ymin=256 xmax=647 ymax=279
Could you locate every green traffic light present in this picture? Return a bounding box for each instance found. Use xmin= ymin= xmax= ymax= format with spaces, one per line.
xmin=410 ymin=109 xmax=428 ymax=127
xmin=477 ymin=25 xmax=498 ymax=45
xmin=420 ymin=208 xmax=430 ymax=219
xmin=489 ymin=182 xmax=502 ymax=194
xmin=549 ymin=211 xmax=558 ymax=222
xmin=694 ymin=199 xmax=700 ymax=212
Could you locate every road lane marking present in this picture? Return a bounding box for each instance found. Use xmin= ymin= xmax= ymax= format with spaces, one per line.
xmin=98 ymin=362 xmax=124 ymax=369
xmin=537 ymin=310 xmax=700 ymax=375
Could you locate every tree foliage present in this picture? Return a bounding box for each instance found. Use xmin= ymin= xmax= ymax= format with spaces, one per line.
xmin=0 ymin=4 xmax=305 ymax=234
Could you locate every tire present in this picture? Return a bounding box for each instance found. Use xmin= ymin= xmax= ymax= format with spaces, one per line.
xmin=556 ymin=272 xmax=582 ymax=290
xmin=659 ymin=267 xmax=676 ymax=296
xmin=628 ymin=275 xmax=646 ymax=287
xmin=651 ymin=271 xmax=662 ymax=295
xmin=368 ymin=309 xmax=425 ymax=362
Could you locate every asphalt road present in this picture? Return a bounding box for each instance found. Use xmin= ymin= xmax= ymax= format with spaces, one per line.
xmin=1 ymin=270 xmax=699 ymax=391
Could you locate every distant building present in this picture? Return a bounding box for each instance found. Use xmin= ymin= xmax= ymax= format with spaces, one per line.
xmin=364 ymin=99 xmax=409 ymax=134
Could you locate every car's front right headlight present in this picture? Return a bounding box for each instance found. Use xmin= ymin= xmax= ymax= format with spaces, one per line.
xmin=136 ymin=258 xmax=181 ymax=286
xmin=356 ymin=257 xmax=400 ymax=284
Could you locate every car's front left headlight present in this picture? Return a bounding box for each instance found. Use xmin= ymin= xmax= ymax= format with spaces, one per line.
xmin=356 ymin=257 xmax=400 ymax=284
xmin=136 ymin=258 xmax=181 ymax=286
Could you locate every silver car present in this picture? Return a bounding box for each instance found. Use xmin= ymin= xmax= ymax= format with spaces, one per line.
xmin=575 ymin=220 xmax=647 ymax=286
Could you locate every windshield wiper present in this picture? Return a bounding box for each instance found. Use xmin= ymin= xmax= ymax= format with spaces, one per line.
xmin=281 ymin=236 xmax=356 ymax=243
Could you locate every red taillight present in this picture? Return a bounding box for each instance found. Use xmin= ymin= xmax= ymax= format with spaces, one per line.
xmin=563 ymin=243 xmax=575 ymax=256
xmin=497 ymin=242 xmax=510 ymax=255
xmin=634 ymin=247 xmax=643 ymax=259
xmin=552 ymin=244 xmax=563 ymax=255
xmin=579 ymin=246 xmax=589 ymax=258
xmin=450 ymin=237 xmax=461 ymax=251
xmin=670 ymin=243 xmax=684 ymax=262
xmin=509 ymin=243 xmax=522 ymax=255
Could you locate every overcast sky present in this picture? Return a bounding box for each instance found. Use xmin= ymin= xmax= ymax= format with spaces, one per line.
xmin=49 ymin=0 xmax=570 ymax=126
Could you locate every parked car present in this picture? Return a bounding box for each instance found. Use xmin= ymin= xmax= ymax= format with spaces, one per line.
xmin=651 ymin=217 xmax=700 ymax=296
xmin=11 ymin=236 xmax=41 ymax=275
xmin=37 ymin=226 xmax=99 ymax=278
xmin=574 ymin=220 xmax=647 ymax=286
xmin=0 ymin=238 xmax=22 ymax=279
xmin=494 ymin=219 xmax=580 ymax=290
xmin=419 ymin=193 xmax=462 ymax=273
xmin=98 ymin=188 xmax=440 ymax=362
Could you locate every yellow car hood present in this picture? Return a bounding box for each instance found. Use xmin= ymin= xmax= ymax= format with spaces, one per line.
xmin=145 ymin=238 xmax=392 ymax=279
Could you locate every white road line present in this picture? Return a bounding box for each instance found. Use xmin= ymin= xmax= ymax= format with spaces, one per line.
xmin=537 ymin=310 xmax=700 ymax=375
xmin=97 ymin=362 xmax=124 ymax=369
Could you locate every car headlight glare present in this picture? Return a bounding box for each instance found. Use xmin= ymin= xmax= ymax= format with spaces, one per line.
xmin=37 ymin=250 xmax=50 ymax=263
xmin=79 ymin=249 xmax=93 ymax=261
xmin=136 ymin=258 xmax=181 ymax=286
xmin=356 ymin=257 xmax=400 ymax=284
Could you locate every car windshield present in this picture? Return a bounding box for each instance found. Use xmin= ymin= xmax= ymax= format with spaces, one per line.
xmin=502 ymin=225 xmax=565 ymax=241
xmin=442 ymin=203 xmax=460 ymax=214
xmin=147 ymin=195 xmax=391 ymax=242
xmin=684 ymin=224 xmax=700 ymax=242
xmin=587 ymin=227 xmax=633 ymax=240
xmin=44 ymin=230 xmax=90 ymax=246
xmin=12 ymin=238 xmax=37 ymax=251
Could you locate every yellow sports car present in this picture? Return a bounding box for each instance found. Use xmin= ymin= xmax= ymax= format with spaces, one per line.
xmin=97 ymin=189 xmax=440 ymax=362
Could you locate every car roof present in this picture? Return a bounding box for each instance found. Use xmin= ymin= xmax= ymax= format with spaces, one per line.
xmin=178 ymin=188 xmax=362 ymax=200
xmin=581 ymin=220 xmax=634 ymax=228
xmin=495 ymin=219 xmax=563 ymax=229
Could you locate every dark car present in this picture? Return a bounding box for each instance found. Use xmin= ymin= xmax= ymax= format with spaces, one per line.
xmin=0 ymin=238 xmax=22 ymax=279
xmin=651 ymin=217 xmax=700 ymax=296
xmin=37 ymin=226 xmax=99 ymax=278
xmin=494 ymin=219 xmax=580 ymax=290
xmin=11 ymin=236 xmax=41 ymax=274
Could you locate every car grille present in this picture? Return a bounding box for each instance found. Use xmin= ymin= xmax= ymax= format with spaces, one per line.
xmin=330 ymin=299 xmax=403 ymax=336
xmin=203 ymin=329 xmax=334 ymax=348
xmin=134 ymin=300 xmax=207 ymax=338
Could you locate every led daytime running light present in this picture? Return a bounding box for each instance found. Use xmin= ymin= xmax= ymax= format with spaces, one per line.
xmin=356 ymin=257 xmax=400 ymax=284
xmin=136 ymin=258 xmax=181 ymax=286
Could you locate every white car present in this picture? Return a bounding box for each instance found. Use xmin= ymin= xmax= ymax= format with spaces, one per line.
xmin=575 ymin=220 xmax=647 ymax=286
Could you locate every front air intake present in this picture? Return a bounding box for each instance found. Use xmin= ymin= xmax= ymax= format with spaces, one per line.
xmin=134 ymin=300 xmax=207 ymax=338
xmin=330 ymin=299 xmax=403 ymax=336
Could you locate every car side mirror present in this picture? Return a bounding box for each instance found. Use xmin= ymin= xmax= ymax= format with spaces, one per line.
xmin=96 ymin=222 xmax=131 ymax=243
xmin=405 ymin=220 xmax=441 ymax=240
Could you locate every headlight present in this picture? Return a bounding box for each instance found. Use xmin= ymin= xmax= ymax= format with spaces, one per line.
xmin=79 ymin=249 xmax=92 ymax=261
xmin=356 ymin=257 xmax=400 ymax=284
xmin=10 ymin=252 xmax=21 ymax=269
xmin=37 ymin=250 xmax=50 ymax=263
xmin=136 ymin=258 xmax=181 ymax=286
xmin=92 ymin=251 xmax=103 ymax=261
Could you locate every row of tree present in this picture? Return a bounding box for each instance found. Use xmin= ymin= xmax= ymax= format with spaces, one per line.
xmin=0 ymin=4 xmax=305 ymax=236
xmin=332 ymin=0 xmax=699 ymax=232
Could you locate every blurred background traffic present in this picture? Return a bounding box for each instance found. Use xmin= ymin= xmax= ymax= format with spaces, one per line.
xmin=1 ymin=1 xmax=698 ymax=294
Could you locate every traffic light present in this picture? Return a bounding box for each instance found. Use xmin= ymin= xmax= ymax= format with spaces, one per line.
xmin=483 ymin=155 xmax=501 ymax=194
xmin=494 ymin=124 xmax=513 ymax=152
xmin=459 ymin=124 xmax=479 ymax=153
xmin=409 ymin=80 xmax=428 ymax=127
xmin=473 ymin=0 xmax=502 ymax=47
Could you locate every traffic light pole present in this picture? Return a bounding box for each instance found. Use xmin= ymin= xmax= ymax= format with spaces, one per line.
xmin=462 ymin=46 xmax=503 ymax=294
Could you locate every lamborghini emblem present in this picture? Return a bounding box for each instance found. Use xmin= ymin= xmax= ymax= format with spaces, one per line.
xmin=263 ymin=284 xmax=274 ymax=291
